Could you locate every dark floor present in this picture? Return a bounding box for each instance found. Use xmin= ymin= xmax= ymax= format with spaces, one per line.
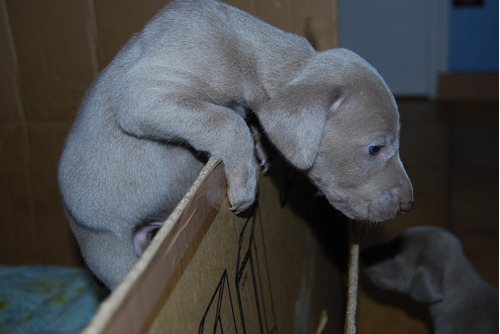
xmin=357 ymin=98 xmax=499 ymax=334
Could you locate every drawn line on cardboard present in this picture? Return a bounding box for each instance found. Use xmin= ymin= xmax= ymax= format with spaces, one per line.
xmin=199 ymin=203 xmax=277 ymax=334
xmin=141 ymin=207 xmax=220 ymax=333
xmin=199 ymin=269 xmax=239 ymax=333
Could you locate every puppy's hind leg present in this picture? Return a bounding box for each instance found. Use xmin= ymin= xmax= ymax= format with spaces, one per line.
xmin=133 ymin=221 xmax=164 ymax=256
xmin=71 ymin=222 xmax=138 ymax=290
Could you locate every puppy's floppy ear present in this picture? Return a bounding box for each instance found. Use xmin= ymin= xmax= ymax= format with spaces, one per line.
xmin=364 ymin=258 xmax=444 ymax=303
xmin=256 ymin=84 xmax=342 ymax=170
xmin=361 ymin=239 xmax=406 ymax=291
xmin=362 ymin=237 xmax=445 ymax=304
xmin=408 ymin=265 xmax=444 ymax=303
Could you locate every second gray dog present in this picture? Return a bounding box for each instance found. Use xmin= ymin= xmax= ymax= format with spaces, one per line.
xmin=58 ymin=0 xmax=413 ymax=289
xmin=362 ymin=226 xmax=499 ymax=334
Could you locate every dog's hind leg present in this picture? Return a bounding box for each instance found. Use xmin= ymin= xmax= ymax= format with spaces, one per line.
xmin=70 ymin=222 xmax=138 ymax=290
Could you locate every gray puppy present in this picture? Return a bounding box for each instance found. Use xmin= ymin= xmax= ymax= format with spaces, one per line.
xmin=58 ymin=0 xmax=413 ymax=289
xmin=362 ymin=226 xmax=499 ymax=334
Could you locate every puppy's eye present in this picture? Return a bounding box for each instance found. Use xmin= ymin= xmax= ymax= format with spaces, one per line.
xmin=369 ymin=145 xmax=382 ymax=156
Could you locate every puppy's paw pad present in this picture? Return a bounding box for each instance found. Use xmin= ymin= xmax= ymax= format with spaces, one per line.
xmin=227 ymin=174 xmax=258 ymax=214
xmin=228 ymin=188 xmax=256 ymax=214
xmin=223 ymin=155 xmax=259 ymax=214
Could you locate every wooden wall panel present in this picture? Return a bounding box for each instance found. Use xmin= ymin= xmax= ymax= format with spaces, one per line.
xmin=291 ymin=0 xmax=338 ymax=50
xmin=0 ymin=0 xmax=23 ymax=123
xmin=224 ymin=0 xmax=254 ymax=14
xmin=95 ymin=0 xmax=338 ymax=68
xmin=94 ymin=0 xmax=170 ymax=68
xmin=0 ymin=123 xmax=82 ymax=266
xmin=0 ymin=125 xmax=39 ymax=264
xmin=4 ymin=0 xmax=98 ymax=121
xmin=26 ymin=122 xmax=83 ymax=265
xmin=254 ymin=0 xmax=294 ymax=33
xmin=226 ymin=0 xmax=338 ymax=50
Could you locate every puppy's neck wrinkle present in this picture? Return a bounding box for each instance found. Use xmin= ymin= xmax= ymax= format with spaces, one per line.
xmin=229 ymin=19 xmax=316 ymax=96
xmin=255 ymin=47 xmax=316 ymax=97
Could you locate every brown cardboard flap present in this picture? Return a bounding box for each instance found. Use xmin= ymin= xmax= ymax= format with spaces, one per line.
xmin=85 ymin=156 xmax=346 ymax=333
xmin=344 ymin=243 xmax=359 ymax=334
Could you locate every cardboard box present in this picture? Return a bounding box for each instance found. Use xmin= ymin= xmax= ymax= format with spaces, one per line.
xmin=85 ymin=157 xmax=354 ymax=333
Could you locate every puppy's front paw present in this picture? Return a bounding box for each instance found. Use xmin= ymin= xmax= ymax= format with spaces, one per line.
xmin=225 ymin=158 xmax=259 ymax=214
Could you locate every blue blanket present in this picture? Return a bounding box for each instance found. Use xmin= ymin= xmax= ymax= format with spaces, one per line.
xmin=0 ymin=265 xmax=106 ymax=334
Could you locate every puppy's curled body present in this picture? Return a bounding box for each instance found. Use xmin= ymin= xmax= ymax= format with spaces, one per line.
xmin=59 ymin=0 xmax=413 ymax=289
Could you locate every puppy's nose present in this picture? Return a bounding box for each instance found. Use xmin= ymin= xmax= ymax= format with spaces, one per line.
xmin=399 ymin=201 xmax=413 ymax=214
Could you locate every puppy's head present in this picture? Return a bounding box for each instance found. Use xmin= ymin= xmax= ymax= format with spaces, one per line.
xmin=258 ymin=48 xmax=413 ymax=222
xmin=361 ymin=226 xmax=462 ymax=303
